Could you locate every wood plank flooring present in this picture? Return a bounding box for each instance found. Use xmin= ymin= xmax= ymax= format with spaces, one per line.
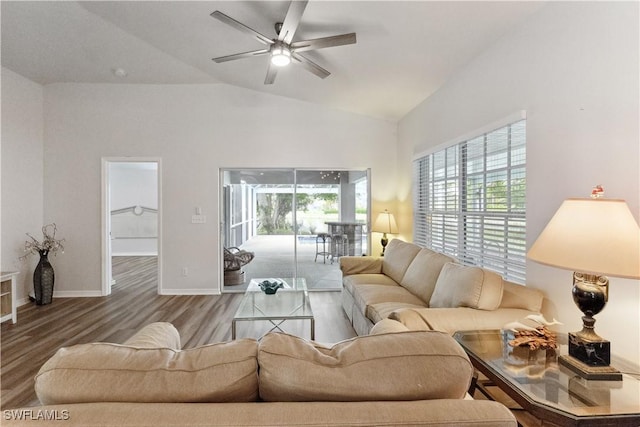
xmin=0 ymin=257 xmax=356 ymax=410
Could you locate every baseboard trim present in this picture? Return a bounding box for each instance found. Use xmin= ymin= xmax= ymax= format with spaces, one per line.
xmin=112 ymin=253 xmax=158 ymax=257
xmin=53 ymin=290 xmax=104 ymax=298
xmin=160 ymin=288 xmax=221 ymax=296
xmin=16 ymin=297 xmax=31 ymax=307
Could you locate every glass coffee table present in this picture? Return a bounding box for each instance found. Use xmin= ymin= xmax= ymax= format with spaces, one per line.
xmin=232 ymin=278 xmax=314 ymax=340
xmin=453 ymin=330 xmax=640 ymax=426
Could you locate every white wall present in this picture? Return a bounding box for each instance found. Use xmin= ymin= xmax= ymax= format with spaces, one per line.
xmin=109 ymin=163 xmax=158 ymax=256
xmin=109 ymin=163 xmax=158 ymax=211
xmin=398 ymin=2 xmax=639 ymax=363
xmin=1 ymin=68 xmax=45 ymax=304
xmin=43 ymin=83 xmax=397 ymax=295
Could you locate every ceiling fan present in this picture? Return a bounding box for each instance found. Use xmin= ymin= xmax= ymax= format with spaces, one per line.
xmin=210 ymin=0 xmax=356 ymax=84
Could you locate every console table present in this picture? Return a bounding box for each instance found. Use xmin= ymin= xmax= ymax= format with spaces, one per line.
xmin=454 ymin=330 xmax=640 ymax=426
xmin=1 ymin=271 xmax=18 ymax=324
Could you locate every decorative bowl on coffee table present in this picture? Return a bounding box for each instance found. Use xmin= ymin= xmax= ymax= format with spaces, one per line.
xmin=259 ymin=280 xmax=283 ymax=294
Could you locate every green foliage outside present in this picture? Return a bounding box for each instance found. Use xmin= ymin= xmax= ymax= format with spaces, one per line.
xmin=257 ymin=193 xmax=340 ymax=235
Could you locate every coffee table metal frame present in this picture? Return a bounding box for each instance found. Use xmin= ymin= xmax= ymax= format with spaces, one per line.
xmin=453 ymin=329 xmax=640 ymax=427
xmin=232 ymin=277 xmax=314 ymax=340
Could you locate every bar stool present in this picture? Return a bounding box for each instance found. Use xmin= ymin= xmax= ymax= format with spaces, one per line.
xmin=331 ymin=234 xmax=349 ymax=264
xmin=315 ymin=233 xmax=331 ymax=263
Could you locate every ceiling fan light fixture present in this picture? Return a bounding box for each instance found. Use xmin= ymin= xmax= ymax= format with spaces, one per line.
xmin=271 ymin=45 xmax=292 ymax=67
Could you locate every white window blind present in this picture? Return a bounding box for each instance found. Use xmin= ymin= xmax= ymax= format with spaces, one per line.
xmin=413 ymin=119 xmax=526 ymax=283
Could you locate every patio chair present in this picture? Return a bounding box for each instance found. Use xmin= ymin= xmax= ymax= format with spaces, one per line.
xmin=224 ymin=247 xmax=255 ymax=285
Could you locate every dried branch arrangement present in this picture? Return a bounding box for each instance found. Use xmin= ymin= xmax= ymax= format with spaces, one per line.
xmin=21 ymin=223 xmax=65 ymax=260
xmin=509 ymin=326 xmax=558 ymax=350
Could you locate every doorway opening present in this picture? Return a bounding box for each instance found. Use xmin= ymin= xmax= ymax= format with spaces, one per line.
xmin=220 ymin=168 xmax=370 ymax=293
xmin=102 ymin=159 xmax=162 ymax=296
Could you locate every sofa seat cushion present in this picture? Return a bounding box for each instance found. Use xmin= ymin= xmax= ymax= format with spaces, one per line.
xmin=342 ymin=273 xmax=399 ymax=294
xmin=353 ymin=284 xmax=426 ymax=317
xmin=429 ymin=263 xmax=504 ymax=310
xmin=381 ymin=239 xmax=422 ymax=284
xmin=390 ymin=307 xmax=540 ymax=335
xmin=400 ymin=248 xmax=456 ymax=304
xmin=258 ymin=331 xmax=473 ymax=402
xmin=35 ymin=339 xmax=259 ymax=405
xmin=367 ymin=302 xmax=426 ymax=324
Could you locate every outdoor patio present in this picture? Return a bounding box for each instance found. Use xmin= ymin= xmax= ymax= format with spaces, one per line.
xmin=223 ymin=234 xmax=367 ymax=293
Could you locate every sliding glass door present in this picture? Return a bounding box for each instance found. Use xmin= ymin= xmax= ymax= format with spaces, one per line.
xmin=220 ymin=168 xmax=369 ymax=292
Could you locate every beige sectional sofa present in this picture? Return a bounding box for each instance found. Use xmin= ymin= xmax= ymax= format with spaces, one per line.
xmin=341 ymin=239 xmax=545 ymax=336
xmin=5 ymin=322 xmax=516 ymax=426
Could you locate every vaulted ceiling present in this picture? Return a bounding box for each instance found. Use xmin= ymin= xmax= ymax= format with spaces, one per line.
xmin=1 ymin=1 xmax=544 ymax=120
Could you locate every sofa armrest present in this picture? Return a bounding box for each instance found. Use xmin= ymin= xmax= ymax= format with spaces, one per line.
xmin=369 ymin=318 xmax=411 ymax=334
xmin=500 ymin=281 xmax=544 ymax=312
xmin=388 ymin=308 xmax=433 ymax=331
xmin=122 ymin=322 xmax=181 ymax=349
xmin=339 ymin=256 xmax=383 ymax=276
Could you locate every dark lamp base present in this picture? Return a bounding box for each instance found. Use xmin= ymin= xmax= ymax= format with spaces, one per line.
xmin=380 ymin=234 xmax=388 ymax=257
xmin=560 ymin=332 xmax=622 ymax=381
xmin=568 ymin=332 xmax=611 ymax=366
xmin=559 ymin=354 xmax=622 ymax=381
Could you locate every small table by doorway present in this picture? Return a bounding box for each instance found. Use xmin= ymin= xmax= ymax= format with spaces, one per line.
xmin=232 ymin=278 xmax=314 ymax=340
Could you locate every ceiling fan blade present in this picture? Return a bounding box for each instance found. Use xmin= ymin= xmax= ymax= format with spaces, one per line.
xmin=210 ymin=11 xmax=273 ymax=45
xmin=291 ymin=33 xmax=357 ymax=53
xmin=278 ymin=0 xmax=308 ymax=44
xmin=213 ymin=49 xmax=270 ymax=63
xmin=264 ymin=62 xmax=278 ymax=85
xmin=292 ymin=53 xmax=330 ymax=79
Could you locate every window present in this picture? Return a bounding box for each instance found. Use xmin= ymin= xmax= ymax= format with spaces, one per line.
xmin=413 ymin=119 xmax=526 ymax=283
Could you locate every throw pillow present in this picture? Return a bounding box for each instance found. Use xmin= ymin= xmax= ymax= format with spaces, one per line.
xmin=400 ymin=248 xmax=456 ymax=303
xmin=429 ymin=262 xmax=504 ymax=310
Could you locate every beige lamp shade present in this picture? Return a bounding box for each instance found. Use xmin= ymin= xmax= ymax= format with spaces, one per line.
xmin=372 ymin=210 xmax=399 ymax=234
xmin=528 ymin=198 xmax=640 ymax=279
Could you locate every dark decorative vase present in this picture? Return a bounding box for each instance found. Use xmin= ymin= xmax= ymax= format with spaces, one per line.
xmin=34 ymin=250 xmax=55 ymax=305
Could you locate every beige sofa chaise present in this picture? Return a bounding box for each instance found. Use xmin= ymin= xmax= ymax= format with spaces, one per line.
xmin=5 ymin=322 xmax=516 ymax=427
xmin=341 ymin=239 xmax=545 ymax=336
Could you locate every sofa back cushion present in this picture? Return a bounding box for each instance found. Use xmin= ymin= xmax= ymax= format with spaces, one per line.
xmin=400 ymin=248 xmax=456 ymax=304
xmin=258 ymin=331 xmax=473 ymax=402
xmin=500 ymin=281 xmax=544 ymax=312
xmin=35 ymin=339 xmax=259 ymax=405
xmin=429 ymin=263 xmax=504 ymax=310
xmin=381 ymin=239 xmax=421 ymax=284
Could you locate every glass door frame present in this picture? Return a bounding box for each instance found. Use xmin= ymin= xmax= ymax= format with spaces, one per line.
xmin=219 ymin=167 xmax=371 ymax=292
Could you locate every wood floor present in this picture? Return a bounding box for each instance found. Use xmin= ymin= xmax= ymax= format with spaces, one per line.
xmin=0 ymin=256 xmax=356 ymax=410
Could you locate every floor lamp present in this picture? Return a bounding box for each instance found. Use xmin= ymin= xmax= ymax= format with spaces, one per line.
xmin=372 ymin=210 xmax=398 ymax=256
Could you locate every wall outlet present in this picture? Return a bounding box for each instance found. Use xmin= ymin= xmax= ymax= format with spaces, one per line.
xmin=191 ymin=215 xmax=206 ymax=224
xmin=181 ymin=267 xmax=188 ymax=277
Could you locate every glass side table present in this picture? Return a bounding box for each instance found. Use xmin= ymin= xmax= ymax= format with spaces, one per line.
xmin=453 ymin=329 xmax=640 ymax=426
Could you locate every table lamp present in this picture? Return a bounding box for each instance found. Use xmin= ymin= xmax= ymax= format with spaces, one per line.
xmin=372 ymin=209 xmax=398 ymax=256
xmin=527 ymin=187 xmax=640 ymax=380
